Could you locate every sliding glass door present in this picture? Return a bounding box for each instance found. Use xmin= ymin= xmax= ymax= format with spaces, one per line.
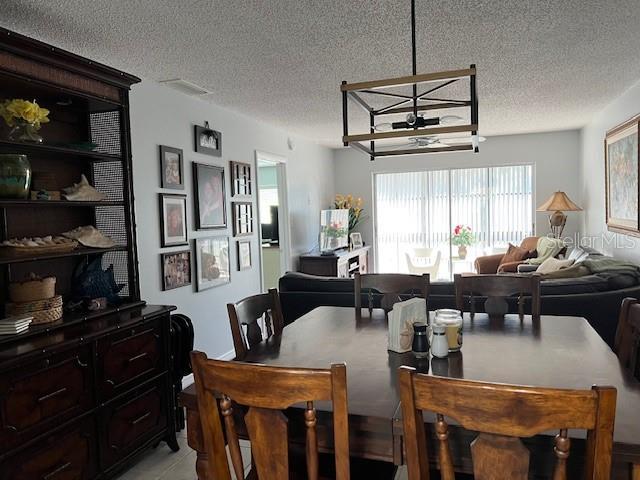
xmin=374 ymin=164 xmax=533 ymax=279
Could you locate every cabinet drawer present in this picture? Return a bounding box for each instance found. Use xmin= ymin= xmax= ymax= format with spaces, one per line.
xmin=0 ymin=347 xmax=93 ymax=451
xmin=0 ymin=419 xmax=97 ymax=480
xmin=97 ymin=317 xmax=165 ymax=399
xmin=100 ymin=380 xmax=167 ymax=467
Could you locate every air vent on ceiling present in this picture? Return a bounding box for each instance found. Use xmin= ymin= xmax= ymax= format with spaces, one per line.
xmin=159 ymin=79 xmax=211 ymax=96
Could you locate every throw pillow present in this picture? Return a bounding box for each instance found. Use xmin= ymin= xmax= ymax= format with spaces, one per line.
xmin=500 ymin=243 xmax=530 ymax=265
xmin=536 ymin=257 xmax=575 ymax=275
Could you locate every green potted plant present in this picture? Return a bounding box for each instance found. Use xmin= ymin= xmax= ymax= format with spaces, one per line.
xmin=452 ymin=225 xmax=474 ymax=259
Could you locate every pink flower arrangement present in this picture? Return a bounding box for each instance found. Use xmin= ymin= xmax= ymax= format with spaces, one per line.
xmin=452 ymin=225 xmax=474 ymax=247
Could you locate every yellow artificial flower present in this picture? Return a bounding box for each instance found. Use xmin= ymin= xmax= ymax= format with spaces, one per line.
xmin=0 ymin=99 xmax=49 ymax=128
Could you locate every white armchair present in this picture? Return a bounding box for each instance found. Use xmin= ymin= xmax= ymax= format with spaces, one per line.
xmin=405 ymin=248 xmax=442 ymax=278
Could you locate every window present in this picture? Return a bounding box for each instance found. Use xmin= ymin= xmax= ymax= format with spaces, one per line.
xmin=374 ymin=165 xmax=533 ymax=279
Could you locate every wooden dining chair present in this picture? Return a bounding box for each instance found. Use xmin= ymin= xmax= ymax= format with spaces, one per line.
xmin=354 ymin=272 xmax=430 ymax=314
xmin=227 ymin=288 xmax=284 ymax=359
xmin=398 ymin=367 xmax=617 ymax=480
xmin=191 ymin=352 xmax=350 ymax=480
xmin=454 ymin=273 xmax=541 ymax=319
xmin=614 ymin=297 xmax=640 ymax=380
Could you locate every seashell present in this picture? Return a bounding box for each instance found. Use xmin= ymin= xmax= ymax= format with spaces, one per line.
xmin=63 ymin=175 xmax=106 ymax=202
xmin=62 ymin=225 xmax=115 ymax=248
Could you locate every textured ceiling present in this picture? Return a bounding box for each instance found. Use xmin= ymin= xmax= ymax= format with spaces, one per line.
xmin=4 ymin=0 xmax=640 ymax=147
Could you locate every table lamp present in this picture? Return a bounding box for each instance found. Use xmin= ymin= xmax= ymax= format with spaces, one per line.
xmin=536 ymin=191 xmax=582 ymax=238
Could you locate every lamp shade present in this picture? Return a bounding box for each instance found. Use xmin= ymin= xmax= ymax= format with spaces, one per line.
xmin=536 ymin=191 xmax=582 ymax=212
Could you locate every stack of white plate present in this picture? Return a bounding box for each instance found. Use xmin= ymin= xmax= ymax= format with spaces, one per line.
xmin=0 ymin=315 xmax=33 ymax=335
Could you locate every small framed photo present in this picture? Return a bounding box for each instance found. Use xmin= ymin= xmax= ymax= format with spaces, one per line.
xmin=237 ymin=240 xmax=252 ymax=270
xmin=350 ymin=232 xmax=363 ymax=249
xmin=230 ymin=161 xmax=252 ymax=197
xmin=195 ymin=236 xmax=230 ymax=291
xmin=159 ymin=193 xmax=188 ymax=247
xmin=194 ymin=123 xmax=222 ymax=157
xmin=193 ymin=162 xmax=227 ymax=229
xmin=159 ymin=145 xmax=184 ymax=189
xmin=232 ymin=201 xmax=253 ymax=236
xmin=161 ymin=250 xmax=191 ymax=290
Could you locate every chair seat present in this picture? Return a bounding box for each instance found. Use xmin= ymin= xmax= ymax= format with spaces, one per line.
xmin=288 ymin=451 xmax=397 ymax=479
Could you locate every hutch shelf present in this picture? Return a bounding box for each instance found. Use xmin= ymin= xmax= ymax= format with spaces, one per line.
xmin=0 ymin=28 xmax=178 ymax=480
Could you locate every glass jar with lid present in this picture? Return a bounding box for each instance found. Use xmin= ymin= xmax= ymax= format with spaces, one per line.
xmin=434 ymin=308 xmax=463 ymax=352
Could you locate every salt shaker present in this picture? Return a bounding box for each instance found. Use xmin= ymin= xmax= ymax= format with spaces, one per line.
xmin=411 ymin=322 xmax=429 ymax=358
xmin=431 ymin=324 xmax=449 ymax=358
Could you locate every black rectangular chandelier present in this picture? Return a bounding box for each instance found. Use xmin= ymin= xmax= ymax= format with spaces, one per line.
xmin=340 ymin=0 xmax=479 ymax=160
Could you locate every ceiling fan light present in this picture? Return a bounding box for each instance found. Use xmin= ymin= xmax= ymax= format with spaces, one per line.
xmin=439 ymin=115 xmax=463 ymax=125
xmin=374 ymin=122 xmax=393 ymax=132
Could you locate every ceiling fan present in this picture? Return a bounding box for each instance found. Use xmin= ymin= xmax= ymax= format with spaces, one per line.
xmin=374 ymin=114 xmax=463 ymax=132
xmin=387 ymin=134 xmax=486 ymax=150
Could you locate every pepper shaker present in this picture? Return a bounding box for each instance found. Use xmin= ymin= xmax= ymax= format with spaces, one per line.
xmin=411 ymin=322 xmax=429 ymax=358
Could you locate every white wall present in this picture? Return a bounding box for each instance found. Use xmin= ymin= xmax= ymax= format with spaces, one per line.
xmin=130 ymin=80 xmax=334 ymax=357
xmin=580 ymin=78 xmax=640 ymax=262
xmin=333 ymin=130 xmax=581 ymax=271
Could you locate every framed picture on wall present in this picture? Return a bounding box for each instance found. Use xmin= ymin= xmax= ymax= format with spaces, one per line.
xmin=194 ymin=236 xmax=230 ymax=291
xmin=605 ymin=115 xmax=640 ymax=236
xmin=237 ymin=240 xmax=251 ymax=270
xmin=230 ymin=161 xmax=252 ymax=197
xmin=161 ymin=250 xmax=191 ymax=290
xmin=159 ymin=145 xmax=184 ymax=189
xmin=194 ymin=122 xmax=222 ymax=157
xmin=159 ymin=193 xmax=188 ymax=247
xmin=232 ymin=201 xmax=253 ymax=236
xmin=193 ymin=162 xmax=227 ymax=229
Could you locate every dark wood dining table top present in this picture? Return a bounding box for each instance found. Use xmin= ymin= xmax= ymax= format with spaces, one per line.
xmin=241 ymin=306 xmax=640 ymax=458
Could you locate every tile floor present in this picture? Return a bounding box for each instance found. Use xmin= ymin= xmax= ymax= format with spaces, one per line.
xmin=115 ymin=430 xmax=409 ymax=480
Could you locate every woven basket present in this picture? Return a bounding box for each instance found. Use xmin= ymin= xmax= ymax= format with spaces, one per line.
xmin=7 ymin=295 xmax=63 ymax=315
xmin=29 ymin=305 xmax=63 ymax=325
xmin=9 ymin=276 xmax=56 ymax=302
xmin=4 ymin=241 xmax=78 ymax=255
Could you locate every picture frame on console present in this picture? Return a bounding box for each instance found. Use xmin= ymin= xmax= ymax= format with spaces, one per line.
xmin=605 ymin=115 xmax=640 ymax=236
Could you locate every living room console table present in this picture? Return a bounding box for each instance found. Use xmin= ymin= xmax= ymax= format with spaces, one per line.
xmin=180 ymin=307 xmax=640 ymax=479
xmin=298 ymin=246 xmax=370 ymax=277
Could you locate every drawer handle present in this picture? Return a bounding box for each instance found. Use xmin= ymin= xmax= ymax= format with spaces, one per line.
xmin=131 ymin=411 xmax=152 ymax=426
xmin=127 ymin=352 xmax=149 ymax=364
xmin=37 ymin=387 xmax=67 ymax=403
xmin=42 ymin=461 xmax=71 ymax=480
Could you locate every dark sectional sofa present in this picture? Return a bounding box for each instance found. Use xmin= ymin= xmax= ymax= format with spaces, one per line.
xmin=278 ymin=270 xmax=640 ymax=349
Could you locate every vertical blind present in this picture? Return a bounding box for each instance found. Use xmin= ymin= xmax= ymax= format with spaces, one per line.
xmin=375 ymin=164 xmax=533 ymax=275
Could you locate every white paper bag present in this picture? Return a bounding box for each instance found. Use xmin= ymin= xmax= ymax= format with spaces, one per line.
xmin=387 ymin=297 xmax=427 ymax=353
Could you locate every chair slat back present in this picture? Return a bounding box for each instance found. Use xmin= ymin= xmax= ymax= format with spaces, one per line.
xmin=354 ymin=273 xmax=430 ymax=313
xmin=191 ymin=352 xmax=350 ymax=480
xmin=614 ymin=297 xmax=640 ymax=380
xmin=227 ymin=288 xmax=284 ymax=359
xmin=454 ymin=273 xmax=541 ymax=318
xmin=398 ymin=368 xmax=616 ymax=480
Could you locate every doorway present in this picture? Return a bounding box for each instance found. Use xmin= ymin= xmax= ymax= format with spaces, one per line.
xmin=255 ymin=151 xmax=290 ymax=292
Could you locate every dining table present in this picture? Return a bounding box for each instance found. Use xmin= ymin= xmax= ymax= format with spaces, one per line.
xmin=179 ymin=306 xmax=640 ymax=479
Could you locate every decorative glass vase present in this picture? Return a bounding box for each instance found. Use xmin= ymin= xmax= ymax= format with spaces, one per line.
xmin=0 ymin=154 xmax=32 ymax=198
xmin=8 ymin=120 xmax=43 ymax=144
xmin=457 ymin=245 xmax=467 ymax=259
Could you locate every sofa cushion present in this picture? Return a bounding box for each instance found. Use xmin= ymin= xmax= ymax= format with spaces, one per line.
xmin=540 ymin=275 xmax=610 ymax=295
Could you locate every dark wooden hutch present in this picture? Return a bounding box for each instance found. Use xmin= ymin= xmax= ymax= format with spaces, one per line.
xmin=0 ymin=28 xmax=178 ymax=479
